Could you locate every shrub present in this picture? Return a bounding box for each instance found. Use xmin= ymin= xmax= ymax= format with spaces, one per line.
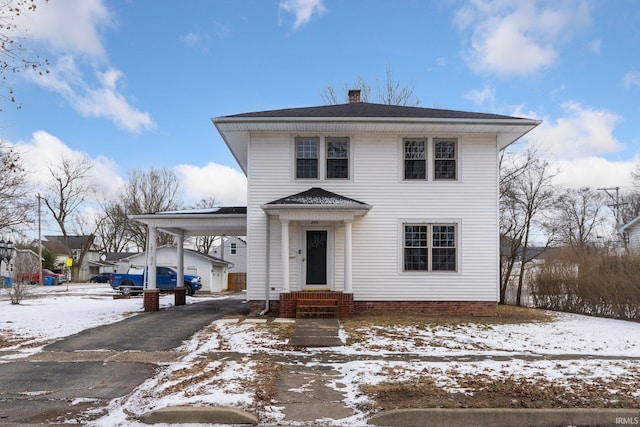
xmin=531 ymin=250 xmax=640 ymax=320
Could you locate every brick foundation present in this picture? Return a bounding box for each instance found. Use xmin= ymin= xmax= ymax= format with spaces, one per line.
xmin=354 ymin=300 xmax=497 ymax=317
xmin=143 ymin=289 xmax=160 ymax=312
xmin=249 ymin=299 xmax=496 ymax=317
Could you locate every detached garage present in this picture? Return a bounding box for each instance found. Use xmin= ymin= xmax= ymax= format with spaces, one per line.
xmin=124 ymin=247 xmax=232 ymax=293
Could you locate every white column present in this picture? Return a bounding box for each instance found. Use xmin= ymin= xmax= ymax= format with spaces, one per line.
xmin=281 ymin=219 xmax=290 ymax=293
xmin=147 ymin=226 xmax=157 ymax=290
xmin=176 ymin=234 xmax=184 ymax=288
xmin=344 ymin=220 xmax=353 ymax=293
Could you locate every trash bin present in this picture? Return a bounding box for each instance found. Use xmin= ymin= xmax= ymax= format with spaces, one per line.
xmin=52 ymin=277 xmax=59 ymax=286
xmin=44 ymin=276 xmax=53 ymax=286
xmin=4 ymin=276 xmax=11 ymax=288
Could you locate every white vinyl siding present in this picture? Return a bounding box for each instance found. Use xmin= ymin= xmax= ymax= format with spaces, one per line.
xmin=246 ymin=132 xmax=499 ymax=302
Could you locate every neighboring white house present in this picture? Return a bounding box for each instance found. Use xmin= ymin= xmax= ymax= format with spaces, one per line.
xmin=210 ymin=91 xmax=540 ymax=317
xmin=123 ymin=247 xmax=232 ymax=293
xmin=211 ymin=236 xmax=247 ymax=274
xmin=620 ymin=216 xmax=640 ymax=252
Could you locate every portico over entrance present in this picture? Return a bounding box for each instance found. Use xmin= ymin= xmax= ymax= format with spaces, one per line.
xmin=262 ymin=188 xmax=371 ymax=305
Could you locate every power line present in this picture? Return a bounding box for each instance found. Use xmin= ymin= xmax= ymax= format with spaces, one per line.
xmin=597 ymin=187 xmax=627 ymax=234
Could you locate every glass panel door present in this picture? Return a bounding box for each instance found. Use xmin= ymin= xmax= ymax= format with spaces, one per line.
xmin=305 ymin=230 xmax=327 ymax=285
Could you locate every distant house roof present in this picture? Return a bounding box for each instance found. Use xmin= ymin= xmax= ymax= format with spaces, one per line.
xmin=123 ymin=246 xmax=233 ymax=267
xmin=45 ymin=235 xmax=93 ymax=251
xmin=41 ymin=240 xmax=69 ymax=255
xmin=620 ymin=215 xmax=640 ymax=234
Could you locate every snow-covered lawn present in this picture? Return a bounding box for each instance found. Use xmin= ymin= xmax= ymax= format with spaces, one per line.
xmin=1 ymin=283 xmax=639 ymax=426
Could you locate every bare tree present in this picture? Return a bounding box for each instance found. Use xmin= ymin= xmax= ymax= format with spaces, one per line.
xmin=122 ymin=168 xmax=183 ymax=250
xmin=0 ymin=140 xmax=32 ymax=231
xmin=0 ymin=0 xmax=49 ymax=110
xmin=552 ymin=187 xmax=605 ymax=251
xmin=94 ymin=200 xmax=132 ymax=253
xmin=500 ymin=147 xmax=557 ymax=306
xmin=42 ymin=156 xmax=95 ymax=282
xmin=321 ymin=64 xmax=421 ymax=106
xmin=192 ymin=196 xmax=218 ymax=254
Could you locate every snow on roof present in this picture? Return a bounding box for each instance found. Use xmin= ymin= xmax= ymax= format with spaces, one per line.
xmin=266 ymin=187 xmax=369 ymax=206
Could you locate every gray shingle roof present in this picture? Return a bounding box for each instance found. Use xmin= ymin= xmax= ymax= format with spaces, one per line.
xmin=266 ymin=187 xmax=368 ymax=206
xmin=222 ymin=102 xmax=526 ymax=121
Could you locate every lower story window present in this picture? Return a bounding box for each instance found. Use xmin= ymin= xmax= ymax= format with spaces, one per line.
xmin=403 ymin=223 xmax=456 ymax=272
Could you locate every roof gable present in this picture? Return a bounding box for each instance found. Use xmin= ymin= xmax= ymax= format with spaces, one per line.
xmin=266 ymin=187 xmax=368 ymax=206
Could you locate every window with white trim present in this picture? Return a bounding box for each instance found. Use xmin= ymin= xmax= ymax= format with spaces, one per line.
xmin=404 ymin=139 xmax=426 ymax=180
xmin=403 ymin=223 xmax=457 ymax=271
xmin=434 ymin=139 xmax=457 ymax=180
xmin=295 ymin=137 xmax=319 ymax=179
xmin=230 ymin=242 xmax=237 ymax=255
xmin=326 ymin=138 xmax=349 ymax=179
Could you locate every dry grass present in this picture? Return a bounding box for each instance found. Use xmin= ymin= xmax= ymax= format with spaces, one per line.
xmin=360 ymin=372 xmax=640 ymax=411
xmin=342 ymin=305 xmax=554 ymax=345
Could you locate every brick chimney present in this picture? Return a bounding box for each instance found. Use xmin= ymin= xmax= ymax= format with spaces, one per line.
xmin=348 ymin=89 xmax=361 ymax=103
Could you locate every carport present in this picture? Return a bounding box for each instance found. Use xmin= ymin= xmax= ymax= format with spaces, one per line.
xmin=129 ymin=207 xmax=247 ymax=311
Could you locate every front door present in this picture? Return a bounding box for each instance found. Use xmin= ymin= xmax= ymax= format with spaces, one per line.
xmin=305 ymin=230 xmax=327 ymax=286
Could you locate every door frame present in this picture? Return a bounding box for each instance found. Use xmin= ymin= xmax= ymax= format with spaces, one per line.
xmin=299 ymin=224 xmax=334 ymax=290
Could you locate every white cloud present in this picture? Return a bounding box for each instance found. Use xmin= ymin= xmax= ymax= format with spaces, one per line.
xmin=175 ymin=163 xmax=247 ymax=207
xmin=623 ymin=71 xmax=640 ymax=89
xmin=526 ymin=101 xmax=623 ymax=159
xmin=29 ymin=56 xmax=156 ymax=133
xmin=12 ymin=130 xmax=124 ymax=201
xmin=552 ymin=156 xmax=635 ymax=189
xmin=588 ymin=39 xmax=602 ymax=54
xmin=18 ymin=0 xmax=115 ymax=59
xmin=465 ymin=84 xmax=496 ymax=106
xmin=455 ymin=0 xmax=591 ymax=76
xmin=18 ymin=0 xmax=155 ymax=133
xmin=279 ymin=0 xmax=326 ymax=30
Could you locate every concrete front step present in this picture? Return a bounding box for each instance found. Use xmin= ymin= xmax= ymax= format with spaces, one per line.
xmin=296 ymin=305 xmax=338 ymax=319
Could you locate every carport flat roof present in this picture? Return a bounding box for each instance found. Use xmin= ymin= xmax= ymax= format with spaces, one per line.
xmin=129 ymin=207 xmax=247 ymax=237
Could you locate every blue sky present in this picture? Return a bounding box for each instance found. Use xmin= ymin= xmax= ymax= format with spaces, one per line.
xmin=2 ymin=0 xmax=640 ymax=225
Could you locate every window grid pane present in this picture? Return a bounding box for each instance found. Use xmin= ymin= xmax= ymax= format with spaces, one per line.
xmin=404 ymin=140 xmax=426 ymax=180
xmin=404 ymin=225 xmax=428 ymax=271
xmin=403 ymin=224 xmax=456 ymax=272
xmin=327 ymin=139 xmax=349 ymax=179
xmin=432 ymin=225 xmax=456 ymax=271
xmin=296 ymin=138 xmax=319 ymax=179
xmin=434 ymin=140 xmax=456 ymax=180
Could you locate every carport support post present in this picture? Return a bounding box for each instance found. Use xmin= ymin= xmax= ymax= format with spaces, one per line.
xmin=175 ymin=235 xmax=186 ymax=306
xmin=144 ymin=225 xmax=160 ymax=312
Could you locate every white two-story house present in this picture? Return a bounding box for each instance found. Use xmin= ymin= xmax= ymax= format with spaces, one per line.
xmin=211 ymin=91 xmax=540 ymax=317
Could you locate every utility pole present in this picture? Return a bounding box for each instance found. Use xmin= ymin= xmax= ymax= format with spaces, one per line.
xmin=598 ymin=186 xmax=627 ymax=241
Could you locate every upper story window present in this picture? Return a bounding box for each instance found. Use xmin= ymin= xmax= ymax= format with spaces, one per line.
xmin=230 ymin=242 xmax=237 ymax=255
xmin=404 ymin=139 xmax=426 ymax=180
xmin=326 ymin=138 xmax=349 ymax=179
xmin=434 ymin=139 xmax=457 ymax=180
xmin=295 ymin=137 xmax=319 ymax=179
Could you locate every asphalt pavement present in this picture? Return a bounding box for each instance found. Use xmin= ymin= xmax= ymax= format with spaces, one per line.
xmin=0 ymin=294 xmax=248 ymax=425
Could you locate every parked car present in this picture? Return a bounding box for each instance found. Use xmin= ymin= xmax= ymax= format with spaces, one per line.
xmin=17 ymin=269 xmax=66 ymax=285
xmin=109 ymin=266 xmax=202 ymax=296
xmin=89 ymin=272 xmax=113 ymax=283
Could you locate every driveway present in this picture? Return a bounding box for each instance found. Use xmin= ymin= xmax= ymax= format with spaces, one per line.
xmin=0 ymin=294 xmax=248 ymax=424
